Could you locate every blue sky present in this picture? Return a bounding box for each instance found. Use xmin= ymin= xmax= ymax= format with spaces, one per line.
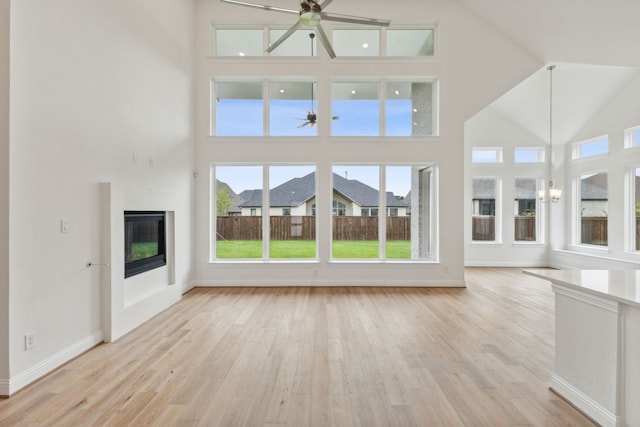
xmin=216 ymin=99 xmax=414 ymax=137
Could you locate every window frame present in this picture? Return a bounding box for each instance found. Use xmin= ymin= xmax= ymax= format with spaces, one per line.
xmin=572 ymin=135 xmax=609 ymax=160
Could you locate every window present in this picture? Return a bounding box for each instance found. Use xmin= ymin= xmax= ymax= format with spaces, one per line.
xmin=332 ymin=82 xmax=380 ymax=136
xmin=386 ymin=82 xmax=434 ymax=136
xmin=268 ymin=28 xmax=316 ymax=56
xmin=214 ymin=82 xmax=263 ymax=136
xmin=269 ymin=82 xmax=317 ymax=136
xmin=333 ymin=200 xmax=346 ymax=216
xmin=472 ymin=148 xmax=502 ymax=164
xmin=333 ymin=29 xmax=380 ymax=56
xmin=625 ymin=126 xmax=640 ymax=148
xmin=573 ymin=136 xmax=608 ymax=159
xmin=472 ymin=177 xmax=498 ymax=242
xmin=215 ymin=29 xmax=263 ymax=56
xmin=215 ymin=26 xmax=437 ymax=58
xmin=332 ymin=80 xmax=436 ymax=137
xmin=331 ymin=165 xmax=436 ymax=260
xmin=387 ymin=29 xmax=434 ymax=56
xmin=215 ymin=165 xmax=264 ymax=258
xmin=515 ymin=148 xmax=544 ymax=163
xmin=579 ymin=172 xmax=608 ymax=246
xmin=514 ymin=178 xmax=539 ymax=242
xmin=269 ymin=166 xmax=316 ymax=259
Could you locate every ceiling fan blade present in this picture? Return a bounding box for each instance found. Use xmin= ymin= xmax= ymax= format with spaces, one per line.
xmin=319 ymin=0 xmax=335 ymax=8
xmin=221 ymin=0 xmax=298 ymax=15
xmin=315 ymin=24 xmax=336 ymax=59
xmin=320 ymin=12 xmax=390 ymax=27
xmin=267 ymin=21 xmax=302 ymax=53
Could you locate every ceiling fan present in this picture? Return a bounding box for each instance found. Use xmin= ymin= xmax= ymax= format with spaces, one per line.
xmin=296 ymin=34 xmax=339 ymax=128
xmin=220 ymin=0 xmax=391 ymax=58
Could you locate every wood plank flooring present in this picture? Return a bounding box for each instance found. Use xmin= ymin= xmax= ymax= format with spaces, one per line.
xmin=0 ymin=268 xmax=596 ymax=426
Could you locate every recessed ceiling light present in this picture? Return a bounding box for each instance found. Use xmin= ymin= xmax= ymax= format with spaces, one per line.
xmin=238 ymin=52 xmax=245 ymax=56
xmin=395 ymin=90 xmax=400 ymax=96
xmin=362 ymin=43 xmax=369 ymax=49
xmin=280 ymin=89 xmax=285 ymax=93
xmin=413 ymin=108 xmax=418 ymax=112
xmin=351 ymin=90 xmax=356 ymax=95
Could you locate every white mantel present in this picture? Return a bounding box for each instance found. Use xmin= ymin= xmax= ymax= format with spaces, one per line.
xmin=524 ymin=269 xmax=640 ymax=427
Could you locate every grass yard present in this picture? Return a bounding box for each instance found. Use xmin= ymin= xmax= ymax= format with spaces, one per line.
xmin=131 ymin=242 xmax=159 ymax=260
xmin=216 ymin=240 xmax=411 ymax=259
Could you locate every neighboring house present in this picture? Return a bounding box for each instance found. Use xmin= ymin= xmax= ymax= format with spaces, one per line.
xmin=581 ymin=173 xmax=608 ymax=217
xmin=472 ymin=178 xmax=496 ymax=216
xmin=237 ymin=172 xmax=409 ymax=216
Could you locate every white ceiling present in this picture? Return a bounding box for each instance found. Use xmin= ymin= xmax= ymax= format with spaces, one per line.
xmin=451 ymin=0 xmax=640 ymax=143
xmin=489 ymin=63 xmax=638 ymax=144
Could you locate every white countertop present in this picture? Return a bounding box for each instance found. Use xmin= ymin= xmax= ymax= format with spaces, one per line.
xmin=523 ymin=269 xmax=640 ymax=308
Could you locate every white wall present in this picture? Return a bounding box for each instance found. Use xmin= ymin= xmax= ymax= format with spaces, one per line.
xmin=552 ymin=73 xmax=640 ymax=269
xmin=464 ymin=106 xmax=549 ymax=266
xmin=0 ymin=0 xmax=10 ymax=393
xmin=7 ymin=0 xmax=194 ymax=394
xmin=193 ymin=0 xmax=542 ymax=286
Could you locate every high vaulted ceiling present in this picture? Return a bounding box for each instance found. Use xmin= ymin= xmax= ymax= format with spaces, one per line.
xmin=452 ymin=0 xmax=640 ymax=143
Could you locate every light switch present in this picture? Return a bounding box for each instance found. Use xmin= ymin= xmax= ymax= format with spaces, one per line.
xmin=61 ymin=219 xmax=71 ymax=233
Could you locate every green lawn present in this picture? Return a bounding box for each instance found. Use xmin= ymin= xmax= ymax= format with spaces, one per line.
xmin=131 ymin=242 xmax=159 ymax=260
xmin=216 ymin=240 xmax=410 ymax=259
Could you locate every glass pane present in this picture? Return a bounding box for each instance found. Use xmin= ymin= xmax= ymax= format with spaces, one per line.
xmin=333 ymin=29 xmax=379 ymax=56
xmin=514 ymin=178 xmax=537 ymax=241
xmin=268 ymin=166 xmax=316 ymax=258
xmin=332 ymin=166 xmax=380 ymax=258
xmin=215 ymin=82 xmax=263 ymax=136
xmin=269 ymin=82 xmax=318 ymax=136
xmin=387 ymin=29 xmax=434 ymax=56
xmin=215 ymin=166 xmax=263 ymax=258
xmin=216 ymin=29 xmax=264 ymax=56
xmin=385 ymin=166 xmax=434 ymax=260
xmin=515 ymin=148 xmax=543 ymax=163
xmin=579 ymin=137 xmax=608 ymax=158
xmin=472 ymin=149 xmax=500 ymax=163
xmin=386 ymin=82 xmax=433 ymax=136
xmin=472 ymin=177 xmax=496 ymax=241
xmin=635 ymin=129 xmax=640 ymax=147
xmin=332 ymin=82 xmax=379 ymax=136
xmin=269 ymin=29 xmax=316 ymax=56
xmin=580 ymin=172 xmax=608 ymax=246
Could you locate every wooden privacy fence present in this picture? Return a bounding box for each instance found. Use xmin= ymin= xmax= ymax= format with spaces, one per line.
xmin=216 ymin=216 xmax=411 ymax=241
xmin=514 ymin=216 xmax=536 ymax=241
xmin=581 ymin=217 xmax=608 ymax=246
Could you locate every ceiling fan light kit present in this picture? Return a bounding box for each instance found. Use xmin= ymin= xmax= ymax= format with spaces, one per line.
xmin=221 ymin=0 xmax=391 ymax=59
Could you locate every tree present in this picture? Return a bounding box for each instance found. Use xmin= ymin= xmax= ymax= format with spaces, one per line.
xmin=217 ymin=187 xmax=233 ymax=216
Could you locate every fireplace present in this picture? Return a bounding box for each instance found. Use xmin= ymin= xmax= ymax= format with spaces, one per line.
xmin=124 ymin=211 xmax=166 ymax=278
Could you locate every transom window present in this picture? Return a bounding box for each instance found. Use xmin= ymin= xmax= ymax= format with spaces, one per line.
xmin=573 ymin=136 xmax=608 ymax=159
xmin=472 ymin=148 xmax=502 ymax=163
xmin=625 ymin=126 xmax=640 ymax=148
xmin=515 ymin=147 xmax=544 ymax=163
xmin=213 ymin=26 xmax=436 ymax=57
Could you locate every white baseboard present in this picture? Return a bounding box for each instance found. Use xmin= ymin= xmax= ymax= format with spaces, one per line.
xmin=4 ymin=331 xmax=103 ymax=396
xmin=193 ymin=279 xmax=466 ymax=287
xmin=551 ymin=374 xmax=620 ymax=427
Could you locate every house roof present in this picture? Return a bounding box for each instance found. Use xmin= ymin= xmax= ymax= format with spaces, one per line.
xmin=238 ymin=172 xmax=409 ymax=209
xmin=472 ymin=178 xmax=496 ymax=199
xmin=581 ymin=173 xmax=608 ymax=200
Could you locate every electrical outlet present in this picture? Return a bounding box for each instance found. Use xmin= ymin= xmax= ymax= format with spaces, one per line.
xmin=25 ymin=333 xmax=36 ymax=350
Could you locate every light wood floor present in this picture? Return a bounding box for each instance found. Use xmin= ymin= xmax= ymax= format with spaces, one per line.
xmin=0 ymin=268 xmax=595 ymax=426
